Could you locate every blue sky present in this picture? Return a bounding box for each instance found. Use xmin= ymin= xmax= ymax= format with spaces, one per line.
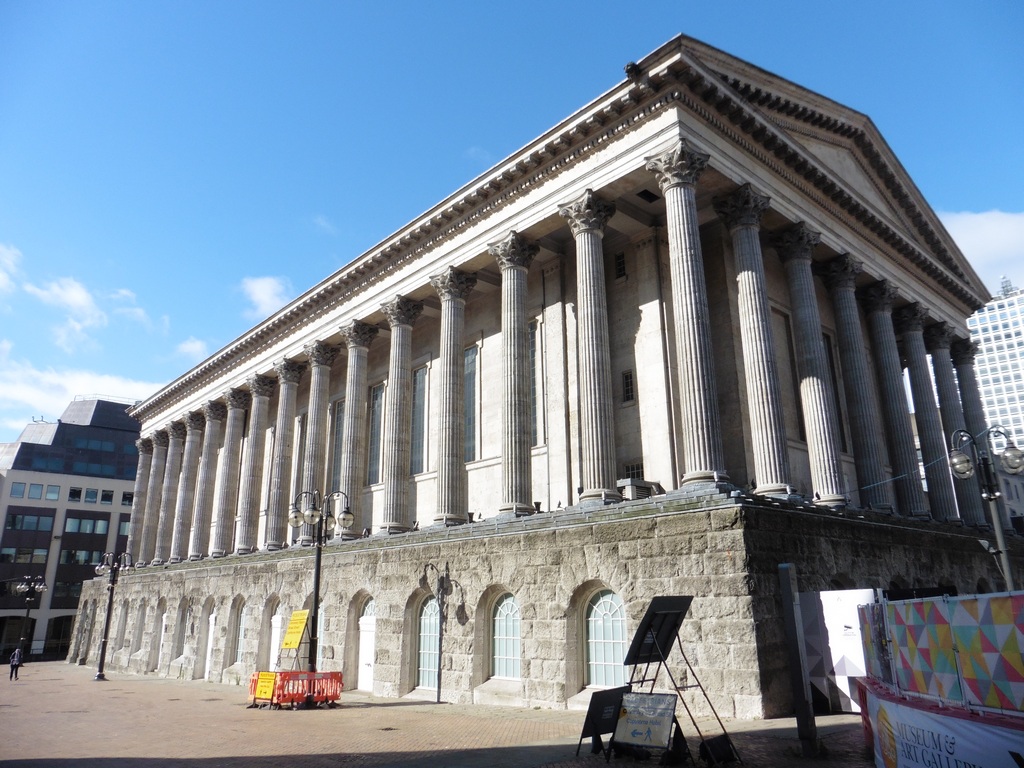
xmin=1 ymin=1 xmax=1022 ymax=443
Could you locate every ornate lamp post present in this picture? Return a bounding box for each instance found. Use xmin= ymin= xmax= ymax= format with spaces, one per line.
xmin=93 ymin=553 xmax=134 ymax=681
xmin=288 ymin=490 xmax=352 ymax=707
xmin=949 ymin=426 xmax=1024 ymax=591
xmin=14 ymin=576 xmax=47 ymax=655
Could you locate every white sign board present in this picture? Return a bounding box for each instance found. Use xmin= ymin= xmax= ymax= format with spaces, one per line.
xmin=612 ymin=692 xmax=676 ymax=749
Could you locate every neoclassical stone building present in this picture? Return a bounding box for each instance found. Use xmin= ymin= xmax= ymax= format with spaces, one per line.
xmin=71 ymin=35 xmax=1016 ymax=718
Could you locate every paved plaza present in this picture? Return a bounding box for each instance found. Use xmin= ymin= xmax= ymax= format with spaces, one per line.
xmin=1 ymin=662 xmax=871 ymax=767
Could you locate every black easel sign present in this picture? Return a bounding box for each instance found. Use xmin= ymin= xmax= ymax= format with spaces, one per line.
xmin=576 ymin=685 xmax=630 ymax=755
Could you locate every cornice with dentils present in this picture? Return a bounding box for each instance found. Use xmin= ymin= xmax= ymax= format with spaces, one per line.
xmin=131 ymin=37 xmax=982 ymax=424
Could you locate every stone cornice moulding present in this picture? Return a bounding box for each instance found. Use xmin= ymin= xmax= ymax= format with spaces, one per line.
xmin=130 ymin=33 xmax=982 ymax=425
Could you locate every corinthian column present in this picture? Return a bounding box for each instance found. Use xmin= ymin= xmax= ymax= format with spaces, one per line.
xmin=381 ymin=297 xmax=423 ymax=532
xmin=926 ymin=323 xmax=986 ymax=526
xmin=137 ymin=430 xmax=168 ymax=565
xmin=818 ymin=256 xmax=892 ymax=511
xmin=151 ymin=421 xmax=186 ymax=565
xmin=211 ymin=388 xmax=249 ymax=557
xmin=489 ymin=232 xmax=538 ymax=516
xmin=713 ymin=185 xmax=791 ymax=495
xmin=235 ymin=375 xmax=275 ymax=554
xmin=266 ymin=360 xmax=306 ymax=549
xmin=646 ymin=142 xmax=727 ymax=486
xmin=337 ymin=321 xmax=378 ymax=537
xmin=772 ymin=223 xmax=847 ymax=507
xmin=894 ymin=304 xmax=957 ymax=521
xmin=299 ymin=342 xmax=340 ymax=544
xmin=125 ymin=437 xmax=153 ymax=564
xmin=559 ymin=189 xmax=621 ymax=503
xmin=189 ymin=401 xmax=225 ymax=560
xmin=859 ymin=282 xmax=928 ymax=517
xmin=169 ymin=411 xmax=204 ymax=562
xmin=431 ymin=267 xmax=477 ymax=524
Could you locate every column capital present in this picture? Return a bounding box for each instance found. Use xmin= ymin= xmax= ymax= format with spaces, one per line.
xmin=186 ymin=412 xmax=205 ymax=432
xmin=712 ymin=184 xmax=770 ymax=230
xmin=951 ymin=338 xmax=979 ymax=366
xmin=489 ymin=230 xmax=539 ymax=271
xmin=152 ymin=430 xmax=170 ymax=449
xmin=225 ymin=387 xmax=251 ymax=411
xmin=382 ymin=296 xmax=424 ymax=328
xmin=204 ymin=401 xmax=227 ymax=422
xmin=430 ymin=267 xmax=478 ymax=301
xmin=558 ymin=189 xmax=615 ymax=236
xmin=645 ymin=140 xmax=709 ymax=191
xmin=340 ymin=319 xmax=379 ymax=350
xmin=168 ymin=421 xmax=187 ymax=441
xmin=275 ymin=359 xmax=307 ymax=384
xmin=893 ymin=303 xmax=929 ymax=334
xmin=136 ymin=437 xmax=154 ymax=455
xmin=771 ymin=222 xmax=821 ymax=263
xmin=858 ymin=280 xmax=900 ymax=314
xmin=304 ymin=341 xmax=340 ymax=368
xmin=248 ymin=374 xmax=276 ymax=399
xmin=817 ymin=254 xmax=863 ymax=291
xmin=924 ymin=321 xmax=956 ymax=352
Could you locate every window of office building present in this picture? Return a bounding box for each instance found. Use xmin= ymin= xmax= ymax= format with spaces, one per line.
xmin=85 ymin=488 xmax=98 ymax=503
xmin=101 ymin=490 xmax=114 ymax=505
xmin=45 ymin=485 xmax=60 ymax=501
xmin=9 ymin=482 xmax=25 ymax=498
xmin=28 ymin=483 xmax=43 ymax=500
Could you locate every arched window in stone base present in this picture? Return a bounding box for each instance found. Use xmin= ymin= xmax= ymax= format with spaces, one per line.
xmin=417 ymin=597 xmax=439 ymax=690
xmin=585 ymin=590 xmax=627 ymax=688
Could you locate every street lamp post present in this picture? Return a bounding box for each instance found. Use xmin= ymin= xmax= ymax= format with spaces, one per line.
xmin=93 ymin=553 xmax=134 ymax=681
xmin=288 ymin=490 xmax=352 ymax=708
xmin=949 ymin=426 xmax=1024 ymax=591
xmin=14 ymin=576 xmax=47 ymax=655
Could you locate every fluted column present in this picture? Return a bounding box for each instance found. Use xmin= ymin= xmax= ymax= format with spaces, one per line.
xmin=489 ymin=232 xmax=538 ymax=516
xmin=773 ymin=223 xmax=847 ymax=507
xmin=926 ymin=323 xmax=986 ymax=526
xmin=713 ymin=185 xmax=791 ymax=495
xmin=559 ymin=189 xmax=621 ymax=503
xmin=818 ymin=256 xmax=892 ymax=511
xmin=189 ymin=401 xmax=225 ymax=560
xmin=299 ymin=342 xmax=340 ymax=544
xmin=235 ymin=375 xmax=274 ymax=554
xmin=431 ymin=267 xmax=478 ymax=524
xmin=137 ymin=430 xmax=168 ymax=565
xmin=337 ymin=321 xmax=378 ymax=537
xmin=125 ymin=438 xmax=153 ymax=563
xmin=151 ymin=421 xmax=186 ymax=565
xmin=266 ymin=360 xmax=306 ymax=549
xmin=859 ymin=282 xmax=928 ymax=517
xmin=169 ymin=412 xmax=204 ymax=563
xmin=381 ymin=297 xmax=423 ymax=532
xmin=211 ymin=389 xmax=249 ymax=557
xmin=894 ymin=304 xmax=958 ymax=521
xmin=952 ymin=339 xmax=1010 ymax=532
xmin=646 ymin=142 xmax=727 ymax=485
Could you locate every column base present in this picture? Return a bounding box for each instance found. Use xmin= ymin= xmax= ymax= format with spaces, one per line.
xmin=681 ymin=470 xmax=730 ymax=485
xmin=265 ymin=542 xmax=286 ymax=551
xmin=168 ymin=557 xmax=182 ymax=564
xmin=433 ymin=515 xmax=468 ymax=526
xmin=383 ymin=523 xmax=410 ymax=534
xmin=188 ymin=554 xmax=206 ymax=561
xmin=578 ymin=488 xmax=622 ymax=504
xmin=813 ymin=494 xmax=848 ymax=509
xmin=149 ymin=558 xmax=164 ymax=566
xmin=500 ymin=503 xmax=535 ymax=517
xmin=234 ymin=546 xmax=256 ymax=555
xmin=209 ymin=551 xmax=226 ymax=558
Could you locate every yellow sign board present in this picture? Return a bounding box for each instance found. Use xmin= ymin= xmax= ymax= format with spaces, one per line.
xmin=281 ymin=610 xmax=309 ymax=650
xmin=254 ymin=671 xmax=277 ymax=700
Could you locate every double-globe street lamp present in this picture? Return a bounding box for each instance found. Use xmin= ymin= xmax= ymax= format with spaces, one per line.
xmin=948 ymin=426 xmax=1024 ymax=591
xmin=14 ymin=575 xmax=47 ymax=654
xmin=288 ymin=489 xmax=352 ymax=707
xmin=93 ymin=553 xmax=135 ymax=681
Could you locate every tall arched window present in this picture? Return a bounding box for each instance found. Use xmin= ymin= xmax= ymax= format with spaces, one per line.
xmin=417 ymin=597 xmax=440 ymax=689
xmin=226 ymin=596 xmax=246 ymax=668
xmin=586 ymin=590 xmax=627 ymax=687
xmin=492 ymin=594 xmax=521 ymax=680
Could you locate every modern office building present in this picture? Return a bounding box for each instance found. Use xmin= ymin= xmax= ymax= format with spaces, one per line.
xmin=70 ymin=35 xmax=1016 ymax=718
xmin=967 ymin=278 xmax=1024 ymax=531
xmin=0 ymin=398 xmax=140 ymax=658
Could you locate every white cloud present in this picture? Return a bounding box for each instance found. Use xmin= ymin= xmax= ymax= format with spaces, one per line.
xmin=0 ymin=355 xmax=165 ymax=443
xmin=314 ymin=214 xmax=337 ymax=235
xmin=0 ymin=244 xmax=22 ymax=294
xmin=175 ymin=336 xmax=209 ymax=362
xmin=240 ymin=276 xmax=292 ymax=319
xmin=938 ymin=210 xmax=1024 ymax=295
xmin=24 ymin=276 xmax=108 ymax=352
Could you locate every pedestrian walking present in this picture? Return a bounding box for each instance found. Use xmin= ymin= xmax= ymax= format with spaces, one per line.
xmin=10 ymin=647 xmax=23 ymax=680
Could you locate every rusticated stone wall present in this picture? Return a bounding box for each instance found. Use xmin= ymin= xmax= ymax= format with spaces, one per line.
xmin=70 ymin=491 xmax=1018 ymax=719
